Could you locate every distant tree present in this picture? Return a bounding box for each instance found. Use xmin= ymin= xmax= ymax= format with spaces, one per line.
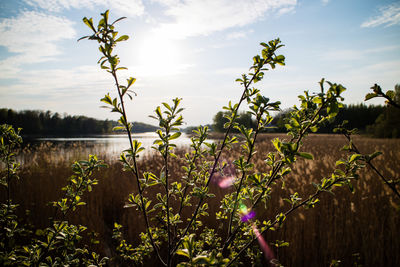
xmin=335 ymin=104 xmax=384 ymax=132
xmin=270 ymin=108 xmax=293 ymax=132
xmin=0 ymin=108 xmax=158 ymax=136
xmin=212 ymin=111 xmax=255 ymax=132
xmin=270 ymin=104 xmax=384 ymax=134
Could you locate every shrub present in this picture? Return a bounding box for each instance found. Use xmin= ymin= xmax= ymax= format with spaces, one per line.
xmin=2 ymin=9 xmax=397 ymax=267
xmin=0 ymin=124 xmax=108 ymax=266
xmin=79 ymin=10 xmax=375 ymax=266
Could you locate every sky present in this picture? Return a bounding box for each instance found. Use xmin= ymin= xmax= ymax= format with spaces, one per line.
xmin=0 ymin=0 xmax=399 ymax=126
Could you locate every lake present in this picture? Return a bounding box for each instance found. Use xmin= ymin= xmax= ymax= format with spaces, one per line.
xmin=20 ymin=132 xmax=211 ymax=165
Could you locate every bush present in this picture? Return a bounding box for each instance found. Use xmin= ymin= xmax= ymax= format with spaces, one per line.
xmin=1 ymin=9 xmax=397 ymax=267
xmin=79 ymin=10 xmax=375 ymax=266
xmin=0 ymin=124 xmax=108 ymax=266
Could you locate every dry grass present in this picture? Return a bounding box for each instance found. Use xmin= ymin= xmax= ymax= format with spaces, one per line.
xmin=4 ymin=134 xmax=400 ymax=266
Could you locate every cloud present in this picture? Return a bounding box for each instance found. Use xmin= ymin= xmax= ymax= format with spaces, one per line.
xmin=0 ymin=65 xmax=116 ymax=120
xmin=24 ymin=0 xmax=145 ymax=17
xmin=0 ymin=11 xmax=75 ymax=55
xmin=361 ymin=3 xmax=400 ymax=28
xmin=322 ymin=0 xmax=330 ymax=5
xmin=321 ymin=45 xmax=400 ymax=61
xmin=225 ymin=29 xmax=254 ymax=40
xmin=154 ymin=0 xmax=297 ymax=39
xmin=151 ymin=0 xmax=180 ymax=6
xmin=0 ymin=65 xmax=109 ymax=95
xmin=0 ymin=11 xmax=76 ymax=76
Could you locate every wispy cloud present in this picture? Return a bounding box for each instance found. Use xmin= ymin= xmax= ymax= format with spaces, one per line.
xmin=361 ymin=3 xmax=400 ymax=28
xmin=226 ymin=29 xmax=253 ymax=40
xmin=0 ymin=65 xmax=115 ymax=118
xmin=321 ymin=45 xmax=400 ymax=61
xmin=322 ymin=0 xmax=330 ymax=6
xmin=0 ymin=11 xmax=76 ymax=76
xmin=151 ymin=0 xmax=180 ymax=6
xmin=154 ymin=0 xmax=297 ymax=39
xmin=0 ymin=65 xmax=109 ymax=96
xmin=24 ymin=0 xmax=145 ymax=16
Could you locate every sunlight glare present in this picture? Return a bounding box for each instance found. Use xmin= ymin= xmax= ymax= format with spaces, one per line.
xmin=135 ymin=32 xmax=186 ymax=76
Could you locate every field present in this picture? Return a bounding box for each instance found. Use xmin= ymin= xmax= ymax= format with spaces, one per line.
xmin=7 ymin=134 xmax=400 ymax=266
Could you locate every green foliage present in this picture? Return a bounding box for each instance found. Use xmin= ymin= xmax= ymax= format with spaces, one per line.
xmin=212 ymin=111 xmax=255 ymax=132
xmin=366 ymin=84 xmax=400 ymax=138
xmin=0 ymin=108 xmax=158 ymax=135
xmin=80 ymin=10 xmax=373 ymax=267
xmin=270 ymin=103 xmax=385 ymax=134
xmin=1 ymin=7 xmax=397 ymax=267
xmin=333 ymin=83 xmax=400 ymax=199
xmin=0 ymin=125 xmax=108 ymax=266
xmin=365 ymin=83 xmax=400 ymax=109
xmin=335 ymin=118 xmax=400 ymax=199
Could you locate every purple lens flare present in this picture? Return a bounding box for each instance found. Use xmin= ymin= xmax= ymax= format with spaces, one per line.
xmin=240 ymin=210 xmax=256 ymax=222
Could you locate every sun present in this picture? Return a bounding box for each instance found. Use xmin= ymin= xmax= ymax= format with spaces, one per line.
xmin=135 ymin=32 xmax=185 ymax=76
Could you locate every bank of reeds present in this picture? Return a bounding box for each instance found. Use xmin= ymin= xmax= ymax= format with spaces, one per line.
xmin=6 ymin=134 xmax=400 ymax=266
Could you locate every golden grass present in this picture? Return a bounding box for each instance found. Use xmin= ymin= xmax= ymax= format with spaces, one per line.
xmin=5 ymin=134 xmax=400 ymax=266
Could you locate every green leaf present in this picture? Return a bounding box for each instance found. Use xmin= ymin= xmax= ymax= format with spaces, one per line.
xmin=193 ymin=255 xmax=210 ymax=264
xmin=82 ymin=17 xmax=96 ymax=32
xmin=104 ymin=10 xmax=109 ymax=24
xmin=386 ymin=90 xmax=395 ymax=99
xmin=116 ymin=35 xmax=129 ymax=42
xmin=162 ymin=102 xmax=172 ymax=111
xmin=169 ymin=132 xmax=181 ymax=140
xmin=297 ymin=152 xmax=314 ymax=160
xmin=127 ymin=77 xmax=136 ymax=88
xmin=368 ymin=151 xmax=382 ymax=161
xmin=101 ymin=94 xmax=112 ymax=105
xmin=327 ymin=102 xmax=339 ymax=117
xmin=349 ymin=154 xmax=362 ymax=163
xmin=176 ymin=249 xmax=190 ymax=258
xmin=112 ymin=16 xmax=127 ymax=25
xmin=145 ymin=200 xmax=152 ymax=210
xmin=112 ymin=126 xmax=125 ymax=131
xmin=275 ymin=54 xmax=285 ymax=65
xmin=364 ymin=93 xmax=377 ymax=101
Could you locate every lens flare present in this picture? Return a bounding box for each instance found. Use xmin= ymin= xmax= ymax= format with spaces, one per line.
xmin=241 ymin=210 xmax=256 ymax=222
xmin=213 ymin=159 xmax=237 ymax=189
xmin=239 ymin=203 xmax=256 ymax=222
xmin=238 ymin=202 xmax=276 ymax=265
xmin=218 ymin=175 xmax=235 ymax=188
xmin=251 ymin=224 xmax=276 ymax=265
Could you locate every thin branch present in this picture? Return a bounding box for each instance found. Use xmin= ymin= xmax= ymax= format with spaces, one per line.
xmin=111 ymin=67 xmax=166 ymax=266
xmin=226 ymin=189 xmax=321 ymax=266
xmin=223 ymin=104 xmax=325 ymax=251
xmin=342 ymin=133 xmax=400 ymax=199
xmin=172 ymin=67 xmax=261 ymax=254
xmin=227 ymin=113 xmax=263 ymax=236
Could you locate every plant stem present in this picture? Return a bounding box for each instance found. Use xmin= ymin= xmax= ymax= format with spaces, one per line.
xmin=226 ymin=189 xmax=321 ymax=266
xmin=111 ymin=69 xmax=166 ymax=266
xmin=227 ymin=173 xmax=346 ymax=267
xmin=227 ymin=114 xmax=262 ymax=237
xmin=164 ymin=131 xmax=171 ymax=267
xmin=342 ymin=133 xmax=400 ymax=199
xmin=6 ymin=147 xmax=11 ymax=209
xmin=172 ymin=67 xmax=261 ymax=254
xmin=223 ymin=104 xmax=325 ymax=251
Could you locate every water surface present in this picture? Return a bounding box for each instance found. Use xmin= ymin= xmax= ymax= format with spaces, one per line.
xmin=21 ymin=132 xmax=200 ymax=165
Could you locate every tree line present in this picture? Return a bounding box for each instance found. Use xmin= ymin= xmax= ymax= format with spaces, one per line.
xmin=0 ymin=108 xmax=158 ymax=136
xmin=212 ymin=102 xmax=400 ymax=138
